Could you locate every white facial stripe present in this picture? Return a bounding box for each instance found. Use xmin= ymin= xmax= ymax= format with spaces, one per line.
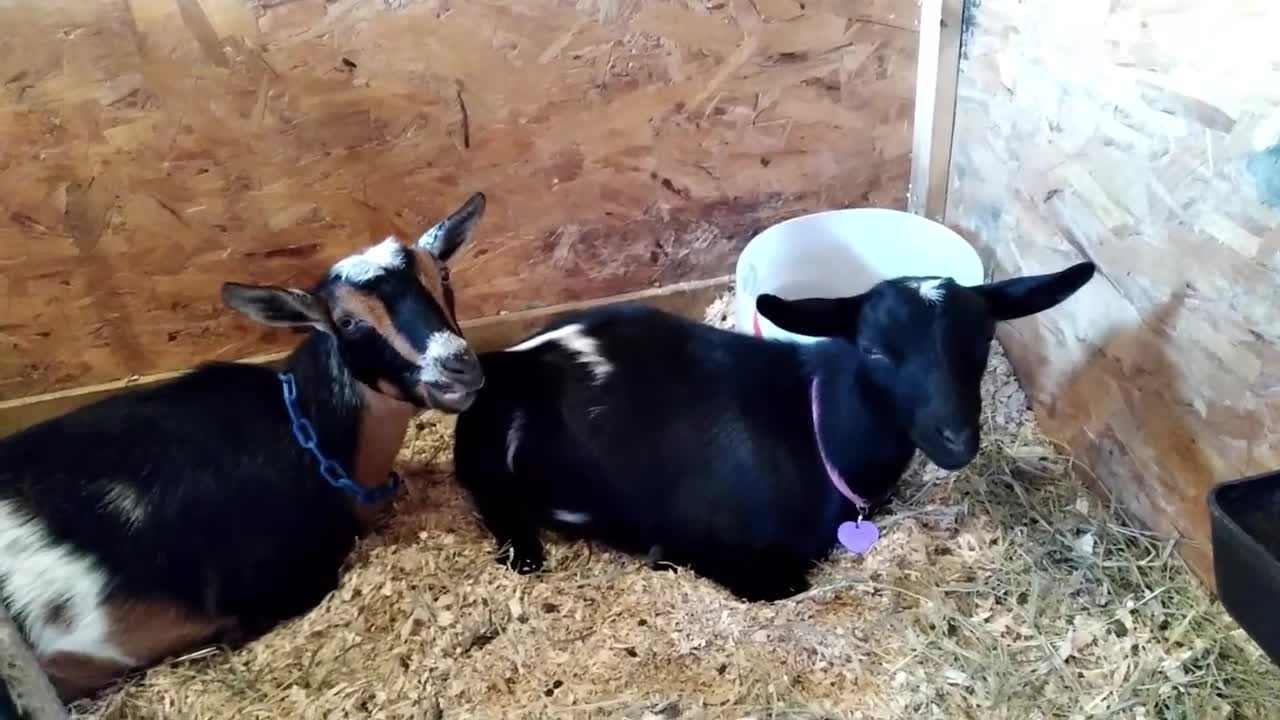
xmin=416 ymin=330 xmax=471 ymax=385
xmin=505 ymin=323 xmax=612 ymax=383
xmin=552 ymin=509 xmax=591 ymax=525
xmin=330 ymin=238 xmax=407 ymax=283
xmin=0 ymin=499 xmax=135 ymax=665
xmin=506 ymin=411 xmax=524 ymax=473
xmin=914 ymin=278 xmax=947 ymax=305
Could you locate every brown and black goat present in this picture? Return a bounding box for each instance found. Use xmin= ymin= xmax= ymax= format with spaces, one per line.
xmin=0 ymin=192 xmax=487 ymax=706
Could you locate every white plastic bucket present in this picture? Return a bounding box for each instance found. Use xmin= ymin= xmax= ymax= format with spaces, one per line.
xmin=734 ymin=208 xmax=985 ymax=343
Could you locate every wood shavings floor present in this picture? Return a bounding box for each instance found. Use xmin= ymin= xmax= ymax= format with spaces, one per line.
xmin=74 ymin=293 xmax=1278 ymax=720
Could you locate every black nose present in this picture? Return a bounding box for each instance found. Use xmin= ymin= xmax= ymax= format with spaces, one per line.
xmin=440 ymin=354 xmax=470 ymax=376
xmin=440 ymin=353 xmax=484 ymax=389
xmin=936 ymin=426 xmax=973 ymax=453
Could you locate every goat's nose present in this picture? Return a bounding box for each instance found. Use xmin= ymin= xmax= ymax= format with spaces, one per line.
xmin=440 ymin=353 xmax=484 ymax=388
xmin=441 ymin=354 xmax=471 ymax=375
xmin=937 ymin=426 xmax=973 ymax=452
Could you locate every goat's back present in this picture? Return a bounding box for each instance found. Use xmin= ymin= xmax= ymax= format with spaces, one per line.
xmin=0 ymin=361 xmax=359 ymax=653
xmin=466 ymin=303 xmax=841 ymax=555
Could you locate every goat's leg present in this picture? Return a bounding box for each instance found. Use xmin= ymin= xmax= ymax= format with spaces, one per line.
xmin=687 ymin=545 xmax=812 ymax=602
xmin=453 ymin=412 xmax=545 ymax=574
xmin=38 ymin=652 xmax=129 ymax=706
xmin=478 ymin=492 xmax=545 ymax=575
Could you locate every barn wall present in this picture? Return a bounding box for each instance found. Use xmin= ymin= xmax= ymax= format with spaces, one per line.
xmin=946 ymin=0 xmax=1280 ymax=585
xmin=0 ymin=0 xmax=919 ymax=402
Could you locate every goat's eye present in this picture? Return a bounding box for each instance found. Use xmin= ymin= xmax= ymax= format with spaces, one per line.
xmin=337 ymin=316 xmax=358 ymax=331
xmin=439 ymin=267 xmax=451 ymax=284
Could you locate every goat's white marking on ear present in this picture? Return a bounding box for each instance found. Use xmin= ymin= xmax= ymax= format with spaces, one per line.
xmin=506 ymin=411 xmax=524 ymax=473
xmin=99 ymin=484 xmax=146 ymax=532
xmin=416 ymin=331 xmax=471 ymax=386
xmin=330 ymin=238 xmax=407 ymax=283
xmin=0 ymin=500 xmax=135 ymax=665
xmin=417 ymin=223 xmax=446 ymax=251
xmin=506 ymin=324 xmax=611 ymax=382
xmin=551 ymin=509 xmax=591 ymax=525
xmin=916 ymin=278 xmax=946 ymax=305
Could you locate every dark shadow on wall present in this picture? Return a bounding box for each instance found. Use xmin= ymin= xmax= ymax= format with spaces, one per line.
xmin=1020 ymin=287 xmax=1221 ymax=584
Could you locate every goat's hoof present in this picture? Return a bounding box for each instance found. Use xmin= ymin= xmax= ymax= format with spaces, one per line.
xmin=498 ymin=545 xmax=544 ymax=574
xmin=511 ymin=555 xmax=543 ymax=574
xmin=645 ymin=545 xmax=678 ymax=572
xmin=728 ymin=578 xmax=810 ymax=603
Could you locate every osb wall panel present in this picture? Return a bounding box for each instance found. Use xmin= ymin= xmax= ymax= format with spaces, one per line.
xmin=947 ymin=0 xmax=1280 ymax=585
xmin=0 ymin=0 xmax=919 ymax=401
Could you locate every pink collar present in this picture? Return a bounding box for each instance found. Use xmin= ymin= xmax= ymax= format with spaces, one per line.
xmin=810 ymin=377 xmax=871 ymax=513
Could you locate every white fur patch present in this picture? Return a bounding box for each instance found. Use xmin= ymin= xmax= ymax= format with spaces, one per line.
xmin=551 ymin=509 xmax=591 ymax=525
xmin=506 ymin=411 xmax=524 ymax=473
xmin=915 ymin=278 xmax=946 ymax=305
xmin=505 ymin=324 xmax=584 ymax=352
xmin=99 ymin=484 xmax=146 ymax=532
xmin=0 ymin=499 xmax=135 ymax=665
xmin=505 ymin=323 xmax=612 ymax=383
xmin=416 ymin=330 xmax=471 ymax=386
xmin=330 ymin=238 xmax=407 ymax=284
xmin=417 ymin=222 xmax=449 ymax=254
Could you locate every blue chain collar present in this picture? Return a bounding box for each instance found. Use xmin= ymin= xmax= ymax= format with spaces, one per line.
xmin=279 ymin=371 xmax=401 ymax=505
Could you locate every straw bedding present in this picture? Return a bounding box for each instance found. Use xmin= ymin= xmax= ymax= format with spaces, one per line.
xmin=72 ymin=292 xmax=1278 ymax=719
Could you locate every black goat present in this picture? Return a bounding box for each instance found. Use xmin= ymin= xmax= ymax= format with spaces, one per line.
xmin=0 ymin=193 xmax=488 ymax=702
xmin=452 ymin=262 xmax=1096 ymax=601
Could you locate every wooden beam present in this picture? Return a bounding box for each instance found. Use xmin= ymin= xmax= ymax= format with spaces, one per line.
xmin=0 ymin=277 xmax=732 ymax=438
xmin=907 ymin=0 xmax=966 ymax=221
xmin=0 ymin=604 xmax=67 ymax=720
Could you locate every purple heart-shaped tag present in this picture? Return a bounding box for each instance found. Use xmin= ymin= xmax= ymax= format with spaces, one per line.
xmin=837 ymin=520 xmax=880 ymax=555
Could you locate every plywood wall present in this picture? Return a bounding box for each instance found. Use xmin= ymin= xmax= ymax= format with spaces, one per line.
xmin=0 ymin=0 xmax=919 ymax=402
xmin=947 ymin=0 xmax=1280 ymax=585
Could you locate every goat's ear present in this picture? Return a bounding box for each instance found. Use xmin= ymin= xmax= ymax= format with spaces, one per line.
xmin=976 ymin=261 xmax=1096 ymax=321
xmin=756 ymin=293 xmax=864 ymax=338
xmin=418 ymin=192 xmax=486 ymax=261
xmin=221 ymin=283 xmax=331 ymax=331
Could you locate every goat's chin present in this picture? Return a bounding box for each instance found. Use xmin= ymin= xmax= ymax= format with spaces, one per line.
xmin=913 ymin=440 xmax=978 ymax=472
xmin=922 ymin=450 xmax=976 ymax=471
xmin=421 ymin=388 xmax=477 ymax=413
xmin=931 ymin=456 xmax=973 ymax=472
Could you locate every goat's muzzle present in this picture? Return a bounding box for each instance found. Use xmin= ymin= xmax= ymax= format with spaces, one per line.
xmin=416 ymin=350 xmax=484 ymax=412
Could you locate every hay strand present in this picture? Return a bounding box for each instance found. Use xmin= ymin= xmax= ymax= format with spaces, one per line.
xmin=1 ymin=602 xmax=67 ymax=720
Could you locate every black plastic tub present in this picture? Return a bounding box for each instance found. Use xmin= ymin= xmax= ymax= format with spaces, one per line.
xmin=1208 ymin=469 xmax=1280 ymax=667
